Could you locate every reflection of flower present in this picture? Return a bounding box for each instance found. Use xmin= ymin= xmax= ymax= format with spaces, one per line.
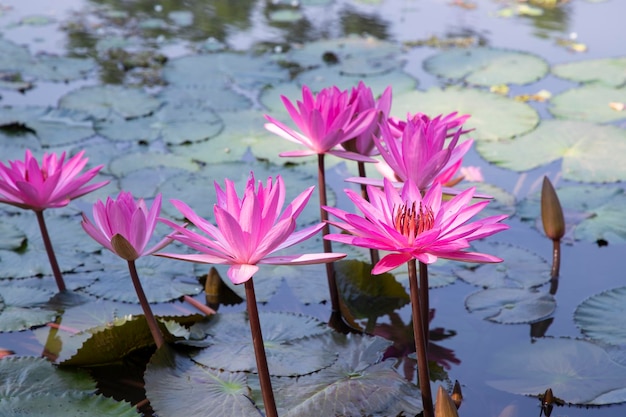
xmin=264 ymin=85 xmax=378 ymax=161
xmin=158 ymin=173 xmax=345 ymax=285
xmin=81 ymin=192 xmax=170 ymax=261
xmin=354 ymin=112 xmax=473 ymax=191
xmin=0 ymin=150 xmax=107 ymax=211
xmin=373 ymin=310 xmax=461 ymax=382
xmin=325 ymin=179 xmax=509 ymax=274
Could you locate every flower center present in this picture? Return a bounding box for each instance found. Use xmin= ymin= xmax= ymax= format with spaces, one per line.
xmin=393 ymin=202 xmax=434 ymax=239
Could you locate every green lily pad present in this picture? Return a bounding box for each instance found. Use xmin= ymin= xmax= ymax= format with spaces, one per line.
xmin=0 ymin=220 xmax=26 ymax=251
xmin=188 ymin=312 xmax=334 ymax=376
xmin=117 ymin=166 xmax=195 ymax=199
xmin=59 ymin=85 xmax=162 ymax=120
xmin=0 ymin=393 xmax=139 ymax=417
xmin=464 ymin=181 xmax=517 ymax=219
xmin=273 ymin=333 xmax=423 ymax=417
xmin=25 ymin=54 xmax=96 ymax=82
xmin=0 ymin=285 xmax=57 ymax=332
xmin=392 ymin=258 xmax=459 ymax=289
xmin=0 ymin=38 xmax=33 ymax=72
xmin=424 ymin=48 xmax=548 ymax=86
xmin=0 ymin=356 xmax=95 ymax=398
xmin=465 ymin=288 xmax=555 ymax=324
xmin=0 ymin=106 xmax=95 ymax=148
xmin=335 ymin=259 xmax=409 ymax=321
xmin=81 ymin=252 xmax=202 ymax=303
xmin=477 ymin=120 xmax=626 ymax=183
xmin=392 ymin=87 xmax=539 ymax=141
xmin=108 ymin=150 xmax=200 ymax=178
xmin=145 ymin=346 xmax=262 ymax=417
xmin=517 ymin=184 xmax=626 ymax=244
xmin=552 ymin=57 xmax=626 ymax=87
xmin=550 ymin=84 xmax=626 ymax=123
xmin=455 ymin=242 xmax=550 ymax=289
xmin=486 ymin=338 xmax=626 ymax=405
xmin=574 ymin=287 xmax=626 ymax=346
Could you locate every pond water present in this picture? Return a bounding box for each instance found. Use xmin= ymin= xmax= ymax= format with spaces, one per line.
xmin=0 ymin=0 xmax=625 ymax=416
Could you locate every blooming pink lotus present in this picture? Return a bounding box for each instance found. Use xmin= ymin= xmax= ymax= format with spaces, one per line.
xmin=264 ymin=85 xmax=379 ymax=162
xmin=341 ymin=82 xmax=392 ymax=157
xmin=81 ymin=192 xmax=171 ymax=261
xmin=0 ymin=150 xmax=108 ymax=211
xmin=157 ymin=173 xmax=346 ymax=285
xmin=324 ymin=179 xmax=508 ymax=274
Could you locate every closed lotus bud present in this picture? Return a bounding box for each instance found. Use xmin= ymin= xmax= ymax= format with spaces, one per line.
xmin=451 ymin=380 xmax=463 ymax=409
xmin=435 ymin=385 xmax=459 ymax=417
xmin=541 ymin=177 xmax=565 ymax=241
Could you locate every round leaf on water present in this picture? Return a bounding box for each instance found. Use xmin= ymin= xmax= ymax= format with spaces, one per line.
xmin=0 ymin=285 xmax=57 ymax=332
xmin=392 ymin=87 xmax=539 ymax=141
xmin=486 ymin=338 xmax=626 ymax=405
xmin=189 ymin=312 xmax=334 ymax=376
xmin=0 ymin=356 xmax=95 ymax=398
xmin=272 ymin=333 xmax=423 ymax=417
xmin=465 ymin=288 xmax=555 ymax=324
xmin=145 ymin=346 xmax=261 ymax=417
xmin=118 ymin=166 xmax=195 ymax=199
xmin=463 ymin=181 xmax=517 ymax=219
xmin=550 ymin=85 xmax=626 ymax=123
xmin=59 ymin=85 xmax=162 ymax=120
xmin=392 ymin=258 xmax=458 ymax=289
xmin=574 ymin=287 xmax=626 ymax=346
xmin=424 ymin=47 xmax=548 ymax=86
xmin=81 ymin=253 xmax=202 ymax=303
xmin=552 ymin=57 xmax=626 ymax=87
xmin=0 ymin=38 xmax=33 ymax=72
xmin=335 ymin=259 xmax=409 ymax=320
xmin=477 ymin=120 xmax=626 ymax=183
xmin=0 ymin=220 xmax=25 ymax=251
xmin=25 ymin=54 xmax=95 ymax=82
xmin=108 ymin=150 xmax=200 ymax=178
xmin=517 ymin=184 xmax=626 ymax=244
xmin=0 ymin=393 xmax=139 ymax=416
xmin=455 ymin=242 xmax=550 ymax=289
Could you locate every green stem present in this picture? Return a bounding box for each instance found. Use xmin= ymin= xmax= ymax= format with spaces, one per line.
xmin=35 ymin=210 xmax=66 ymax=292
xmin=419 ymin=261 xmax=429 ymax=345
xmin=127 ymin=260 xmax=164 ymax=349
xmin=245 ymin=279 xmax=278 ymax=417
xmin=408 ymin=259 xmax=433 ymax=417
xmin=357 ymin=161 xmax=380 ymax=266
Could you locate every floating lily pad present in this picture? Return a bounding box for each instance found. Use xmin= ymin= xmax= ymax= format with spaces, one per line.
xmin=552 ymin=57 xmax=626 ymax=87
xmin=0 ymin=38 xmax=32 ymax=72
xmin=392 ymin=87 xmax=539 ymax=141
xmin=464 ymin=181 xmax=517 ymax=219
xmin=189 ymin=312 xmax=334 ymax=376
xmin=550 ymin=85 xmax=626 ymax=123
xmin=465 ymin=288 xmax=555 ymax=324
xmin=0 ymin=220 xmax=26 ymax=251
xmin=0 ymin=356 xmax=95 ymax=398
xmin=517 ymin=184 xmax=626 ymax=244
xmin=59 ymin=85 xmax=162 ymax=120
xmin=486 ymin=338 xmax=626 ymax=405
xmin=424 ymin=48 xmax=548 ymax=86
xmin=108 ymin=150 xmax=200 ymax=178
xmin=117 ymin=166 xmax=195 ymax=199
xmin=477 ymin=120 xmax=626 ymax=183
xmin=273 ymin=333 xmax=423 ymax=417
xmin=574 ymin=287 xmax=626 ymax=346
xmin=0 ymin=285 xmax=56 ymax=332
xmin=392 ymin=258 xmax=459 ymax=289
xmin=145 ymin=346 xmax=262 ymax=417
xmin=0 ymin=106 xmax=95 ymax=148
xmin=0 ymin=393 xmax=140 ymax=416
xmin=25 ymin=54 xmax=96 ymax=82
xmin=455 ymin=242 xmax=550 ymax=289
xmin=81 ymin=253 xmax=201 ymax=303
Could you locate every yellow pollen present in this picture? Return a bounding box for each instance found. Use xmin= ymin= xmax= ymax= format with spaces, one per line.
xmin=393 ymin=202 xmax=434 ymax=238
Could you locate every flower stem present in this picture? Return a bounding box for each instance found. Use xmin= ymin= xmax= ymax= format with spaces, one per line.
xmin=408 ymin=259 xmax=433 ymax=417
xmin=357 ymin=161 xmax=379 ymax=266
xmin=245 ymin=279 xmax=278 ymax=417
xmin=35 ymin=210 xmax=66 ymax=292
xmin=549 ymin=239 xmax=561 ymax=295
xmin=127 ymin=260 xmax=164 ymax=349
xmin=419 ymin=261 xmax=429 ymax=345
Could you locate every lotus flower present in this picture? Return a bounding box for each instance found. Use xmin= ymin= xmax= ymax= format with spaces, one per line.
xmin=0 ymin=150 xmax=108 ymax=211
xmin=264 ymin=85 xmax=379 ymax=162
xmin=81 ymin=192 xmax=171 ymax=261
xmin=157 ymin=173 xmax=345 ymax=285
xmin=341 ymin=82 xmax=393 ymax=157
xmin=324 ymin=178 xmax=509 ymax=274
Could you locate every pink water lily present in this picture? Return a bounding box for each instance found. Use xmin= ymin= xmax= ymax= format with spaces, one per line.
xmin=157 ymin=173 xmax=346 ymax=285
xmin=0 ymin=150 xmax=108 ymax=211
xmin=81 ymin=192 xmax=171 ymax=261
xmin=264 ymin=85 xmax=379 ymax=162
xmin=324 ymin=179 xmax=509 ymax=274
